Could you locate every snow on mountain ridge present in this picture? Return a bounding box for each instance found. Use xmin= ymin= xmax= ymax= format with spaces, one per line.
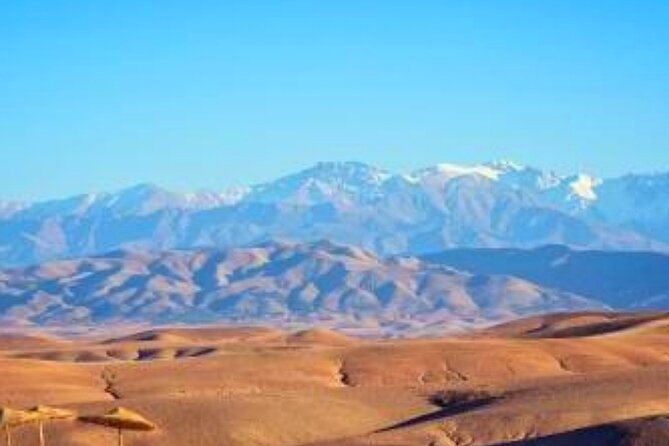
xmin=7 ymin=183 xmax=231 ymax=220
xmin=0 ymin=201 xmax=27 ymax=218
xmin=1 ymin=160 xmax=602 ymax=212
xmin=406 ymin=160 xmax=599 ymax=205
xmin=242 ymin=161 xmax=394 ymax=205
xmin=1 ymin=160 xmax=668 ymax=268
xmin=420 ymin=163 xmax=502 ymax=180
xmin=0 ymin=160 xmax=649 ymax=220
xmin=569 ymin=174 xmax=600 ymax=202
xmin=217 ymin=186 xmax=253 ymax=206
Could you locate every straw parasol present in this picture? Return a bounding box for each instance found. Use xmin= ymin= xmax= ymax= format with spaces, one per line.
xmin=0 ymin=407 xmax=36 ymax=446
xmin=26 ymin=406 xmax=75 ymax=446
xmin=80 ymin=407 xmax=156 ymax=446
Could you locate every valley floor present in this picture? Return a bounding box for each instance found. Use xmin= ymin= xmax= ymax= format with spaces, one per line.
xmin=3 ymin=311 xmax=669 ymax=446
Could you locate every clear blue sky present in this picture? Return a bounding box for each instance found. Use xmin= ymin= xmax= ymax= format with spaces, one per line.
xmin=1 ymin=1 xmax=668 ymax=201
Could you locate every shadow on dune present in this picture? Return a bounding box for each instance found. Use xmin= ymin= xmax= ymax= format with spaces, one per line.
xmin=491 ymin=426 xmax=623 ymax=446
xmin=491 ymin=416 xmax=669 ymax=446
xmin=376 ymin=397 xmax=498 ymax=432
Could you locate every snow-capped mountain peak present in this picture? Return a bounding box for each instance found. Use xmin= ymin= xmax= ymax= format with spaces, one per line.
xmin=243 ymin=161 xmax=393 ymax=205
xmin=217 ymin=186 xmax=252 ymax=206
xmin=304 ymin=161 xmax=392 ymax=184
xmin=484 ymin=159 xmax=526 ymax=173
xmin=1 ymin=160 xmax=668 ymax=267
xmin=0 ymin=200 xmax=27 ymax=218
xmin=568 ymin=174 xmax=600 ymax=202
xmin=407 ymin=162 xmax=504 ymax=183
xmin=433 ymin=162 xmax=502 ymax=180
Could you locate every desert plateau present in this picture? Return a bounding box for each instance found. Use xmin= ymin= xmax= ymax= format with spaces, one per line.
xmin=3 ymin=311 xmax=669 ymax=446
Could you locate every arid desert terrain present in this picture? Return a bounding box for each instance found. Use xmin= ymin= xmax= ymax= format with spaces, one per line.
xmin=3 ymin=311 xmax=669 ymax=446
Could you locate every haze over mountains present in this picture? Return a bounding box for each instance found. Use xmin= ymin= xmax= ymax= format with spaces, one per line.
xmin=1 ymin=160 xmax=669 ymax=267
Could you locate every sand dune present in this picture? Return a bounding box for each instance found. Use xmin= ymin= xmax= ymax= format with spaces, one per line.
xmin=103 ymin=326 xmax=281 ymax=344
xmin=285 ymin=328 xmax=357 ymax=347
xmin=3 ymin=312 xmax=669 ymax=445
xmin=489 ymin=415 xmax=669 ymax=445
xmin=0 ymin=332 xmax=68 ymax=350
xmin=481 ymin=311 xmax=669 ymax=338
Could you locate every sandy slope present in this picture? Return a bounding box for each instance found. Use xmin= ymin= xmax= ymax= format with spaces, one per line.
xmin=2 ymin=313 xmax=669 ymax=446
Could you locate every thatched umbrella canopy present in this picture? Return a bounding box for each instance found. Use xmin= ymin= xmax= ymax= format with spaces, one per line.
xmin=26 ymin=406 xmax=75 ymax=446
xmin=80 ymin=407 xmax=156 ymax=446
xmin=0 ymin=407 xmax=36 ymax=446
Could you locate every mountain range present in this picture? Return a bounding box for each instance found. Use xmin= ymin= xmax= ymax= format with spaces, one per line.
xmin=424 ymin=245 xmax=669 ymax=309
xmin=2 ymin=160 xmax=669 ymax=267
xmin=0 ymin=240 xmax=602 ymax=330
xmin=5 ymin=240 xmax=669 ymax=331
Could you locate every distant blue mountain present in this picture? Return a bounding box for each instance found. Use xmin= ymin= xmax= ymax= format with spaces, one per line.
xmin=1 ymin=161 xmax=668 ymax=266
xmin=423 ymin=245 xmax=669 ymax=309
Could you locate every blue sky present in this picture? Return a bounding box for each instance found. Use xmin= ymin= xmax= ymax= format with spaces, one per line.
xmin=1 ymin=1 xmax=668 ymax=201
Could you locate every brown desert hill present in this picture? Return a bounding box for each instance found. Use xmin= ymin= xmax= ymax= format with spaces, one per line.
xmin=102 ymin=326 xmax=281 ymax=345
xmin=103 ymin=331 xmax=192 ymax=345
xmin=285 ymin=328 xmax=357 ymax=347
xmin=4 ymin=312 xmax=669 ymax=446
xmin=11 ymin=346 xmax=214 ymax=363
xmin=1 ymin=326 xmax=285 ymax=365
xmin=0 ymin=241 xmax=604 ymax=332
xmin=480 ymin=311 xmax=669 ymax=339
xmin=14 ymin=350 xmax=114 ymax=363
xmin=0 ymin=332 xmax=68 ymax=350
xmin=488 ymin=415 xmax=669 ymax=445
xmin=309 ymin=365 xmax=669 ymax=446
